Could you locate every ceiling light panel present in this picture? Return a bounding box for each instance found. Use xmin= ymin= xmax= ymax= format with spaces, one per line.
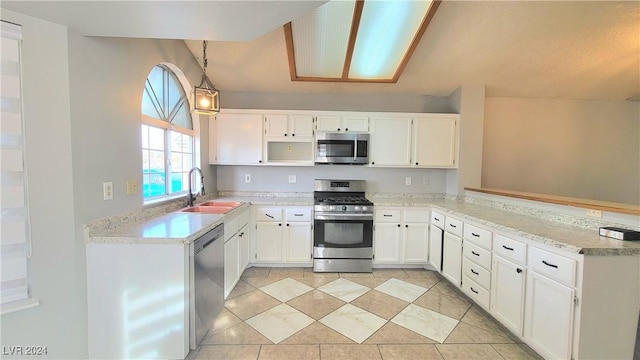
xmin=292 ymin=0 xmax=356 ymax=78
xmin=349 ymin=0 xmax=432 ymax=79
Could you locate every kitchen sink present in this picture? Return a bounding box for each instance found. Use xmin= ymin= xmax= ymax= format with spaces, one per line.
xmin=179 ymin=206 xmax=233 ymax=214
xmin=199 ymin=201 xmax=243 ymax=208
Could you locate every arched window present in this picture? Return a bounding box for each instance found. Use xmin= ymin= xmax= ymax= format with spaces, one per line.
xmin=141 ymin=64 xmax=197 ymax=201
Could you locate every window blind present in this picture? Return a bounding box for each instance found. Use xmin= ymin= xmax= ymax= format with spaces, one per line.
xmin=1 ymin=20 xmax=32 ymax=307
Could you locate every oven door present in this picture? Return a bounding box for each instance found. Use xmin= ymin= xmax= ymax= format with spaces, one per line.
xmin=314 ymin=213 xmax=373 ymax=249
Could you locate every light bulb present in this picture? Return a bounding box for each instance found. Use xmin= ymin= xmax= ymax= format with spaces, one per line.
xmin=198 ymin=96 xmax=211 ymax=108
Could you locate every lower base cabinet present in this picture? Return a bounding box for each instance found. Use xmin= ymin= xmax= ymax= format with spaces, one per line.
xmin=224 ymin=235 xmax=239 ymax=298
xmin=442 ymin=232 xmax=462 ymax=285
xmin=524 ymin=270 xmax=575 ymax=359
xmin=254 ymin=206 xmax=312 ymax=264
xmin=491 ymin=255 xmax=526 ymax=335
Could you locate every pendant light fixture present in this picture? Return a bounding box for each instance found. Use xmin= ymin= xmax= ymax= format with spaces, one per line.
xmin=192 ymin=40 xmax=220 ymax=115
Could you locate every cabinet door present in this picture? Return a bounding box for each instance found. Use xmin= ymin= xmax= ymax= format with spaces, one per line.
xmin=442 ymin=232 xmax=462 ymax=286
xmin=413 ymin=116 xmax=457 ymax=168
xmin=238 ymin=225 xmax=249 ymax=272
xmin=316 ymin=115 xmax=342 ymax=132
xmin=290 ymin=115 xmax=314 ymax=137
xmin=524 ymin=271 xmax=575 ymax=360
xmin=286 ymin=222 xmax=312 ymax=262
xmin=224 ymin=235 xmax=239 ymax=298
xmin=265 ymin=114 xmax=289 ymax=136
xmin=370 ymin=117 xmax=412 ymax=166
xmin=255 ymin=222 xmax=283 ymax=262
xmin=403 ymin=223 xmax=429 ymax=263
xmin=214 ymin=113 xmax=263 ymax=164
xmin=491 ymin=256 xmax=526 ymax=335
xmin=344 ymin=116 xmax=369 ymax=132
xmin=374 ymin=223 xmax=401 ymax=263
xmin=428 ymin=225 xmax=443 ymax=271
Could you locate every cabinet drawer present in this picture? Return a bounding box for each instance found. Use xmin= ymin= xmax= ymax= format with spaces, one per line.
xmin=256 ymin=207 xmax=282 ymax=222
xmin=463 ymin=258 xmax=491 ymax=289
xmin=445 ymin=217 xmax=463 ymax=237
xmin=494 ymin=234 xmax=527 ymax=265
xmin=376 ymin=209 xmax=401 ymax=222
xmin=463 ymin=224 xmax=492 ymax=250
xmin=224 ymin=216 xmax=239 ymax=241
xmin=404 ymin=209 xmax=430 ymax=223
xmin=431 ymin=211 xmax=445 ymax=228
xmin=237 ymin=207 xmax=250 ymax=228
xmin=528 ymin=247 xmax=576 ymax=287
xmin=462 ymin=275 xmax=490 ymax=309
xmin=285 ymin=208 xmax=311 ymax=222
xmin=463 ymin=241 xmax=492 ymax=270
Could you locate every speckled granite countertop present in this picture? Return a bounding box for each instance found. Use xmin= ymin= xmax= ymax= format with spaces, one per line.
xmin=371 ymin=196 xmax=640 ymax=256
xmin=87 ymin=192 xmax=640 ymax=255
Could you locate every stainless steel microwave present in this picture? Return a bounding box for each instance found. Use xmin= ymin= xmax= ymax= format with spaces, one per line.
xmin=315 ymin=132 xmax=369 ymax=165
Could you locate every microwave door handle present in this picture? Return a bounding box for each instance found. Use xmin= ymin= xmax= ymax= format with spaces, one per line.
xmin=354 ymin=138 xmax=358 ymax=161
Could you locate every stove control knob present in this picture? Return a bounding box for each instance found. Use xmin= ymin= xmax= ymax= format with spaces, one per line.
xmin=355 ymin=206 xmax=361 ymax=211
xmin=342 ymin=205 xmax=347 ymax=211
xmin=329 ymin=206 xmax=335 ymax=211
xmin=362 ymin=206 xmax=368 ymax=211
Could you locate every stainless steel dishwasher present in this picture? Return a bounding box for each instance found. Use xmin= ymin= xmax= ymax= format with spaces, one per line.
xmin=190 ymin=223 xmax=224 ymax=348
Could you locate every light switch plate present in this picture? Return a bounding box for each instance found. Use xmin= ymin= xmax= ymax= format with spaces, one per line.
xmin=405 ymin=177 xmax=412 ymax=186
xmin=288 ymin=175 xmax=297 ymax=183
xmin=126 ymin=179 xmax=138 ymax=195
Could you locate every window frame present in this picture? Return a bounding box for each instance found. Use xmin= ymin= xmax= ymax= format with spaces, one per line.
xmin=141 ymin=63 xmax=201 ymax=204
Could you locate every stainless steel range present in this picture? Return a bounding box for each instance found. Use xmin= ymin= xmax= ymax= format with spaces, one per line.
xmin=313 ymin=179 xmax=374 ymax=273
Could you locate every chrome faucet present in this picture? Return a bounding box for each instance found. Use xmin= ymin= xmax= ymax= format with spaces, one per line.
xmin=187 ymin=167 xmax=205 ymax=207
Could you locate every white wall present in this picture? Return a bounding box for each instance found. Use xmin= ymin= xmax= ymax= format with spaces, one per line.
xmin=483 ymin=97 xmax=640 ymax=205
xmin=217 ymin=166 xmax=448 ymax=194
xmin=0 ymin=10 xmax=210 ymax=359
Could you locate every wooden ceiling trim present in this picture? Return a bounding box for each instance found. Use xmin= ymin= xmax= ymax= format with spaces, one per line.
xmin=283 ymin=22 xmax=298 ymax=80
xmin=341 ymin=0 xmax=365 ymax=80
xmin=292 ymin=76 xmax=396 ymax=83
xmin=392 ymin=0 xmax=441 ymax=83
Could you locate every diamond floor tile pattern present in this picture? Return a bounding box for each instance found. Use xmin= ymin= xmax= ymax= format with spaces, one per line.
xmin=316 ymin=278 xmax=371 ymax=302
xmin=245 ymin=303 xmax=315 ymax=344
xmin=319 ymin=304 xmax=387 ymax=343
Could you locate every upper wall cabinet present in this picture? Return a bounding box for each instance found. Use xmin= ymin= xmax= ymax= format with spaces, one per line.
xmin=370 ymin=116 xmax=413 ymax=166
xmin=210 ymin=112 xmax=263 ymax=165
xmin=316 ymin=114 xmax=369 ymax=133
xmin=413 ymin=115 xmax=458 ymax=168
xmin=265 ymin=114 xmax=314 ymax=138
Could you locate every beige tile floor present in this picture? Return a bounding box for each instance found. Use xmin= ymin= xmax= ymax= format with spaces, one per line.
xmin=186 ymin=267 xmax=543 ymax=360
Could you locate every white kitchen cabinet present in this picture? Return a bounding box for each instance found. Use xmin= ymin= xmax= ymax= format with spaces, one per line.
xmin=255 ymin=222 xmax=283 ymax=263
xmin=491 ymin=255 xmax=526 ymax=335
xmin=370 ymin=117 xmax=412 ymax=166
xmin=238 ymin=225 xmax=250 ymax=275
xmin=224 ymin=234 xmax=239 ymax=299
xmin=254 ymin=206 xmax=312 ymax=265
xmin=402 ymin=209 xmax=430 ymax=263
xmin=524 ymin=270 xmax=575 ymax=360
xmin=412 ymin=115 xmax=458 ymax=168
xmin=442 ymin=231 xmax=462 ymax=286
xmin=284 ymin=208 xmax=313 ymax=263
xmin=210 ymin=112 xmax=263 ymax=165
xmin=374 ymin=223 xmax=402 ymax=263
xmin=316 ymin=114 xmax=369 ymax=132
xmin=428 ymin=224 xmax=443 ymax=270
xmin=265 ymin=114 xmax=314 ymax=138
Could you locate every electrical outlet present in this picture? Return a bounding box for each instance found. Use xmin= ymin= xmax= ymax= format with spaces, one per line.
xmin=289 ymin=175 xmax=297 ymax=183
xmin=126 ymin=179 xmax=138 ymax=195
xmin=586 ymin=209 xmax=602 ymax=218
xmin=103 ymin=182 xmax=113 ymax=200
xmin=405 ymin=177 xmax=412 ymax=186
xmin=245 ymin=174 xmax=251 ymax=183
xmin=287 ymin=144 xmax=293 ymax=152
xmin=423 ymin=177 xmax=430 ymax=185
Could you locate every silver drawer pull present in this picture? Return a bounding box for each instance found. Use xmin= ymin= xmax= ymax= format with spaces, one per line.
xmin=502 ymin=245 xmax=514 ymax=251
xmin=542 ymin=260 xmax=558 ymax=269
xmin=471 ymin=251 xmax=480 ymax=256
xmin=472 ymin=232 xmax=480 ymax=237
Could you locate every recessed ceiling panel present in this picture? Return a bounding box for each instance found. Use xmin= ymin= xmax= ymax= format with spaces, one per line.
xmin=291 ymin=0 xmax=356 ymax=78
xmin=349 ymin=0 xmax=432 ymax=79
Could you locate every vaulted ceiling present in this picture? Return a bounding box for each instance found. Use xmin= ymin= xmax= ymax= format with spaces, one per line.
xmin=3 ymin=1 xmax=638 ymax=101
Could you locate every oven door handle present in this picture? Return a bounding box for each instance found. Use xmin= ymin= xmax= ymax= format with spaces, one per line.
xmin=354 ymin=138 xmax=357 ymax=161
xmin=315 ymin=213 xmax=373 ymax=221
